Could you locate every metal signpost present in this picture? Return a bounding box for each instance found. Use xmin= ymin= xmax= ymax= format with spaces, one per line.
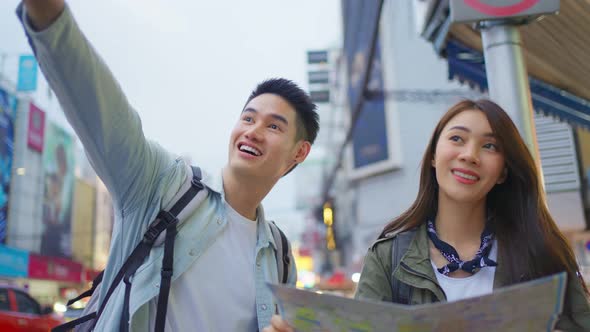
xmin=450 ymin=0 xmax=560 ymax=163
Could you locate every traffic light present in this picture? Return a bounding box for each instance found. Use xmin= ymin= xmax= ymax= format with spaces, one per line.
xmin=323 ymin=201 xmax=336 ymax=251
xmin=323 ymin=202 xmax=333 ymax=226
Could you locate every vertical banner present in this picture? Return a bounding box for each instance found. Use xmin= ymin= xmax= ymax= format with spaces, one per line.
xmin=17 ymin=55 xmax=39 ymax=92
xmin=0 ymin=88 xmax=16 ymax=244
xmin=27 ymin=103 xmax=45 ymax=153
xmin=42 ymin=122 xmax=75 ymax=257
xmin=343 ymin=0 xmax=393 ymax=177
xmin=71 ymin=179 xmax=95 ymax=267
xmin=93 ymin=180 xmax=113 ymax=269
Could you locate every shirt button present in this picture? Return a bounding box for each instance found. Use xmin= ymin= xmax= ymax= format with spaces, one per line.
xmin=261 ymin=304 xmax=267 ymax=311
xmin=216 ymin=218 xmax=222 ymax=225
xmin=189 ymin=249 xmax=197 ymax=256
xmin=256 ymin=262 xmax=261 ymax=267
xmin=155 ymin=284 xmax=160 ymax=288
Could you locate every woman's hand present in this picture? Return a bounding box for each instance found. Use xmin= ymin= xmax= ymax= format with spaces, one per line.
xmin=262 ymin=314 xmax=294 ymax=332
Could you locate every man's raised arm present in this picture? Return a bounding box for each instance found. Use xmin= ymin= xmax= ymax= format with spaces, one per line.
xmin=17 ymin=1 xmax=177 ymax=212
xmin=23 ymin=0 xmax=65 ymax=31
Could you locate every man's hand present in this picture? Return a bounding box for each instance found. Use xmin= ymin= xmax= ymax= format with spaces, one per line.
xmin=262 ymin=315 xmax=294 ymax=332
xmin=23 ymin=0 xmax=65 ymax=31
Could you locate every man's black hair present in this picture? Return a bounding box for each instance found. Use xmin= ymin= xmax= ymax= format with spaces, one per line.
xmin=246 ymin=78 xmax=319 ymax=145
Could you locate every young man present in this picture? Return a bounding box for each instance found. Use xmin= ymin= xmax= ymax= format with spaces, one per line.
xmin=19 ymin=1 xmax=319 ymax=331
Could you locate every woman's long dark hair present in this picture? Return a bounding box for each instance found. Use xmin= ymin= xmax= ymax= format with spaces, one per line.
xmin=381 ymin=99 xmax=587 ymax=291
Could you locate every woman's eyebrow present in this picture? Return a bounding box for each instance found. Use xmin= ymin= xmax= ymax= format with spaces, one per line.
xmin=448 ymin=125 xmax=495 ymax=138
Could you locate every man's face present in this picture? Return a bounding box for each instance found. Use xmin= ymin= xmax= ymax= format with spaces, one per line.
xmin=227 ymin=93 xmax=309 ymax=181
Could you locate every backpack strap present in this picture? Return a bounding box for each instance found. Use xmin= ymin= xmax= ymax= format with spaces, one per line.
xmin=53 ymin=166 xmax=203 ymax=332
xmin=268 ymin=221 xmax=291 ymax=284
xmin=122 ymin=166 xmax=203 ymax=332
xmin=66 ymin=270 xmax=104 ymax=306
xmin=390 ymin=229 xmax=416 ymax=305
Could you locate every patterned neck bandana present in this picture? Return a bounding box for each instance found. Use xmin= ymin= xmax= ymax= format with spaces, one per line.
xmin=427 ymin=220 xmax=497 ymax=276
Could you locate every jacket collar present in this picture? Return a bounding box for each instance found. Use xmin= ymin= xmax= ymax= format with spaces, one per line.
xmin=401 ymin=223 xmax=440 ymax=283
xmin=398 ymin=222 xmax=506 ymax=301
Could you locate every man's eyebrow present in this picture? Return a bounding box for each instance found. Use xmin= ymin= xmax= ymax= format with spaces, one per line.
xmin=448 ymin=125 xmax=495 ymax=138
xmin=270 ymin=114 xmax=289 ymax=125
xmin=242 ymin=107 xmax=289 ymax=125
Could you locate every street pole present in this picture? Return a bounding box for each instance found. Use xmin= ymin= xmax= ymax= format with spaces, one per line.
xmin=480 ymin=22 xmax=542 ymax=171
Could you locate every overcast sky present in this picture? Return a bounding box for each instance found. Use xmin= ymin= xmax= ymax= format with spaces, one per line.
xmin=0 ymin=0 xmax=341 ymax=235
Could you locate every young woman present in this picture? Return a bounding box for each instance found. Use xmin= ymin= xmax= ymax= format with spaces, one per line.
xmin=264 ymin=99 xmax=590 ymax=332
xmin=355 ymin=99 xmax=590 ymax=330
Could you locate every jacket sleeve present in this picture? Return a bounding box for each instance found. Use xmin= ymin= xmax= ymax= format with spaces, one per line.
xmin=354 ymin=242 xmax=393 ymax=302
xmin=555 ymin=274 xmax=590 ymax=331
xmin=17 ymin=3 xmax=175 ymax=212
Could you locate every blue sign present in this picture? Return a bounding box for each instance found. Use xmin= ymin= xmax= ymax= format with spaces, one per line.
xmin=0 ymin=88 xmax=16 ymax=243
xmin=343 ymin=0 xmax=389 ymax=169
xmin=17 ymin=55 xmax=38 ymax=92
xmin=0 ymin=245 xmax=29 ymax=278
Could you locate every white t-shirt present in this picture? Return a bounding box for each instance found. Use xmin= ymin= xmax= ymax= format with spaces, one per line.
xmin=148 ymin=200 xmax=258 ymax=331
xmin=431 ymin=240 xmax=498 ymax=302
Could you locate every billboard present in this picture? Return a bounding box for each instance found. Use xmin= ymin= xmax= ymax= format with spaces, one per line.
xmin=42 ymin=122 xmax=75 ymax=257
xmin=27 ymin=103 xmax=45 ymax=153
xmin=0 ymin=88 xmax=16 ymax=244
xmin=343 ymin=0 xmax=397 ymax=178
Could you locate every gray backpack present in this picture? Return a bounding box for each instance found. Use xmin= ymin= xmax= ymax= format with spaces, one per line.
xmin=389 ymin=229 xmax=417 ymax=305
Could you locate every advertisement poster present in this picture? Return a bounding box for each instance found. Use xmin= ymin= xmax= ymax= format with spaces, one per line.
xmin=0 ymin=88 xmax=16 ymax=244
xmin=42 ymin=122 xmax=75 ymax=257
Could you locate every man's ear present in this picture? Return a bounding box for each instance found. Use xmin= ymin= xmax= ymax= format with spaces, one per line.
xmin=497 ymin=167 xmax=508 ymax=184
xmin=293 ymin=141 xmax=312 ymax=164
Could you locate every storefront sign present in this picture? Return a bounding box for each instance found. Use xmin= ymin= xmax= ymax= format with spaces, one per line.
xmin=28 ymin=254 xmax=82 ymax=283
xmin=0 ymin=245 xmax=29 ymax=278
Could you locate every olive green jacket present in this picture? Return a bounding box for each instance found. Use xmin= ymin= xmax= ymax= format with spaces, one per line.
xmin=355 ymin=223 xmax=590 ymax=331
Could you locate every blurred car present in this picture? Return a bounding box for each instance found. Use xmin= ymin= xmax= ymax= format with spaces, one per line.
xmin=0 ymin=285 xmax=64 ymax=332
xmin=63 ymin=306 xmax=85 ymax=322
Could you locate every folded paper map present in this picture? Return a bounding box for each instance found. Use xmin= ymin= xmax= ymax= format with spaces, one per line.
xmin=268 ymin=272 xmax=566 ymax=332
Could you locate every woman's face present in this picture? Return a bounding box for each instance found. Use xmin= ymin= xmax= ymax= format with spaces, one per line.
xmin=432 ymin=109 xmax=507 ymax=205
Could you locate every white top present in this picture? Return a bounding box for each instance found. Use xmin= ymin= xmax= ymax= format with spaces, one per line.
xmin=431 ymin=240 xmax=498 ymax=302
xmin=148 ymin=200 xmax=259 ymax=331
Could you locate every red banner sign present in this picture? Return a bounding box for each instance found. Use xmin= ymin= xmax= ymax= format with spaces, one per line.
xmin=27 ymin=103 xmax=45 ymax=152
xmin=28 ymin=254 xmax=82 ymax=283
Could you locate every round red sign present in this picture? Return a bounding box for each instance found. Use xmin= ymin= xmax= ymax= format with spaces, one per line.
xmin=463 ymin=0 xmax=539 ymax=16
